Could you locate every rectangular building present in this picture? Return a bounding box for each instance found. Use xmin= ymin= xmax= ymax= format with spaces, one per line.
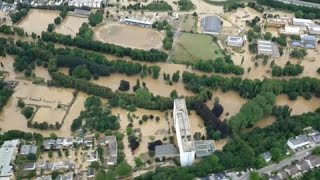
xmin=257 ymin=39 xmax=280 ymax=57
xmin=0 ymin=139 xmax=20 ymax=178
xmin=226 ymin=36 xmax=244 ymax=47
xmin=279 ymin=26 xmax=302 ymax=35
xmin=287 ymin=135 xmax=310 ymax=150
xmin=266 ymin=17 xmax=289 ymax=27
xmin=292 ymin=18 xmax=315 ymax=27
xmin=120 ymin=15 xmax=155 ymax=28
xmin=68 ymin=0 xmax=103 ymax=8
xmin=173 ymin=99 xmax=195 ymax=167
xmin=308 ymin=24 xmax=320 ymax=35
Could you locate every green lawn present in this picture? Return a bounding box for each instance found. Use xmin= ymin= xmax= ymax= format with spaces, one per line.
xmin=173 ymin=33 xmax=223 ymax=64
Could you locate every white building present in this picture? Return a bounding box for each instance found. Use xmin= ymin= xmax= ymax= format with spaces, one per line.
xmin=0 ymin=140 xmax=20 ymax=178
xmin=308 ymin=24 xmax=320 ymax=35
xmin=68 ymin=0 xmax=103 ymax=8
xmin=226 ymin=36 xmax=244 ymax=47
xmin=173 ymin=99 xmax=195 ymax=167
xmin=287 ymin=135 xmax=310 ymax=150
xmin=279 ymin=26 xmax=303 ymax=35
xmin=292 ymin=18 xmax=315 ymax=27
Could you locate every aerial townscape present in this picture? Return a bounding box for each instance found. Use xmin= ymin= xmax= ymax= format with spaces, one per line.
xmin=2 ymin=0 xmax=320 ymax=179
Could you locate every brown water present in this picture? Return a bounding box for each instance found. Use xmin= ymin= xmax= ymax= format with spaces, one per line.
xmin=276 ymin=95 xmax=320 ymax=115
xmin=94 ymin=23 xmax=164 ymax=50
xmin=17 ymin=9 xmax=60 ymax=35
xmin=55 ymin=15 xmax=88 ymax=37
xmin=206 ymin=90 xmax=248 ymax=121
xmin=92 ymin=73 xmax=194 ymax=97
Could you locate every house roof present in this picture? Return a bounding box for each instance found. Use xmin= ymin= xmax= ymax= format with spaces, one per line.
xmin=87 ymin=168 xmax=95 ymax=176
xmin=288 ymin=135 xmax=310 ymax=145
xmin=285 ymin=165 xmax=300 ymax=175
xmin=155 ymin=144 xmax=178 ymax=157
xmin=202 ymin=16 xmax=222 ymax=33
xmin=261 ymin=151 xmax=272 ymax=161
xmin=36 ymin=175 xmax=52 ymax=180
xmin=296 ymin=160 xmax=311 ymax=171
xmin=23 ymin=162 xmax=36 ymax=170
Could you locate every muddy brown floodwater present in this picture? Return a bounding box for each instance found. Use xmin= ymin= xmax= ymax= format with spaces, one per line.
xmin=17 ymin=9 xmax=60 ymax=35
xmin=55 ymin=15 xmax=88 ymax=37
xmin=276 ymin=95 xmax=320 ymax=116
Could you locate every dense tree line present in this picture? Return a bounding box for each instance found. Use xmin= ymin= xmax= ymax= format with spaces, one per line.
xmin=194 ymin=57 xmax=244 ymax=75
xmin=182 ymin=71 xmax=320 ymax=99
xmin=0 ymin=81 xmax=13 ymax=111
xmin=71 ymin=96 xmax=120 ymax=132
xmin=152 ymin=20 xmax=173 ymax=50
xmin=178 ymin=0 xmax=194 ymax=11
xmin=223 ymin=2 xmax=245 ymax=12
xmin=271 ymin=63 xmax=304 ymax=77
xmin=77 ymin=23 xmax=93 ymax=40
xmin=41 ymin=31 xmax=168 ymax=62
xmin=126 ymin=1 xmax=173 ymax=11
xmin=257 ymin=0 xmax=320 ymax=19
xmin=0 ymin=130 xmax=43 ymax=146
xmin=229 ymin=92 xmax=276 ymax=130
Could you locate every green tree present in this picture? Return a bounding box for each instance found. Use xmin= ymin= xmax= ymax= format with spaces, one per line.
xmin=72 ymin=65 xmax=92 ymax=80
xmin=54 ymin=17 xmax=62 ymax=25
xmin=47 ymin=23 xmax=54 ymax=32
xmin=21 ymin=106 xmax=34 ymax=119
xmin=89 ymin=11 xmax=103 ymax=26
xmin=117 ymin=161 xmax=132 ymax=177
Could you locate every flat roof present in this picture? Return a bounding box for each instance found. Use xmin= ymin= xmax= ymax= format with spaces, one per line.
xmin=0 ymin=140 xmax=19 ymax=177
xmin=202 ymin=15 xmax=221 ymax=33
xmin=155 ymin=144 xmax=178 ymax=157
xmin=194 ymin=140 xmax=215 ymax=157
xmin=288 ymin=135 xmax=310 ymax=145
xmin=257 ymin=39 xmax=280 ymax=57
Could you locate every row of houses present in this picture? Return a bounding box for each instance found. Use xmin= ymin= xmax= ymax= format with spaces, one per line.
xmin=22 ymin=159 xmax=75 ymax=171
xmin=269 ymin=155 xmax=320 ymax=180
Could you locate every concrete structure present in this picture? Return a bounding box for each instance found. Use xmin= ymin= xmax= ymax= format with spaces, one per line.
xmin=68 ymin=0 xmax=103 ymax=8
xmin=307 ymin=24 xmax=320 ymax=35
xmin=155 ymin=144 xmax=178 ymax=159
xmin=261 ymin=151 xmax=272 ymax=163
xmin=87 ymin=168 xmax=95 ymax=178
xmin=36 ymin=176 xmax=52 ymax=180
xmin=201 ymin=15 xmax=222 ymax=35
xmin=56 ymin=173 xmax=73 ymax=180
xmin=104 ymin=136 xmax=118 ymax=166
xmin=194 ymin=140 xmax=215 ymax=158
xmin=20 ymin=144 xmax=37 ymax=155
xmin=256 ymin=39 xmax=280 ymax=57
xmin=287 ymin=135 xmax=310 ymax=150
xmin=290 ymin=34 xmax=318 ymax=49
xmin=73 ymin=8 xmax=91 ymax=17
xmin=23 ymin=162 xmax=36 ymax=171
xmin=266 ymin=17 xmax=290 ymax=27
xmin=279 ymin=26 xmax=303 ymax=35
xmin=201 ymin=172 xmax=229 ymax=180
xmin=0 ymin=139 xmax=20 ymax=178
xmin=173 ymin=99 xmax=195 ymax=167
xmin=226 ymin=36 xmax=244 ymax=47
xmin=293 ymin=18 xmax=315 ymax=27
xmin=120 ymin=15 xmax=155 ymax=28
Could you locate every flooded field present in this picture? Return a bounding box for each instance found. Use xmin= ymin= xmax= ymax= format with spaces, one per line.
xmin=206 ymin=90 xmax=248 ymax=121
xmin=55 ymin=15 xmax=88 ymax=37
xmin=94 ymin=23 xmax=164 ymax=50
xmin=33 ymin=107 xmax=66 ymax=124
xmin=92 ymin=73 xmax=194 ymax=97
xmin=276 ymin=95 xmax=320 ymax=116
xmin=112 ymin=107 xmax=206 ymax=166
xmin=17 ymin=9 xmax=59 ymax=35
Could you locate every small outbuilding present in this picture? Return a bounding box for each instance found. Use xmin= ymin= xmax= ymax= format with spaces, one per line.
xmin=201 ymin=15 xmax=222 ymax=35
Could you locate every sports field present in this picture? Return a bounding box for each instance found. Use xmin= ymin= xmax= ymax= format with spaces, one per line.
xmin=94 ymin=23 xmax=164 ymax=50
xmin=173 ymin=33 xmax=224 ymax=64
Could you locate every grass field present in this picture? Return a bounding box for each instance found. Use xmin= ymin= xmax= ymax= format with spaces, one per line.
xmin=180 ymin=14 xmax=197 ymax=32
xmin=173 ymin=33 xmax=224 ymax=64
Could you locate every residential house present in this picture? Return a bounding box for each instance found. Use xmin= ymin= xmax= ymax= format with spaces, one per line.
xmin=261 ymin=151 xmax=272 ymax=163
xmin=23 ymin=162 xmax=36 ymax=171
xmin=290 ymin=34 xmax=318 ymax=49
xmin=86 ymin=151 xmax=98 ymax=162
xmin=305 ymin=155 xmax=320 ymax=168
xmin=20 ymin=144 xmax=38 ymax=156
xmin=83 ymin=136 xmax=94 ymax=147
xmin=287 ymin=135 xmax=310 ymax=150
xmin=284 ymin=165 xmax=301 ymax=178
xmin=56 ymin=173 xmax=73 ymax=180
xmin=36 ymin=175 xmax=52 ymax=180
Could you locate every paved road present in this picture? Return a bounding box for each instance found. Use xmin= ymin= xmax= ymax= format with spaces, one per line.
xmin=274 ymin=0 xmax=320 ymax=9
